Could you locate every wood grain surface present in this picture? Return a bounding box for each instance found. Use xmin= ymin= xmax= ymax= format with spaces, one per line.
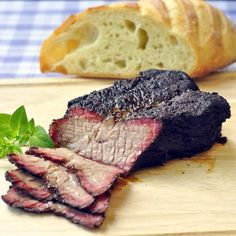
xmin=0 ymin=72 xmax=236 ymax=236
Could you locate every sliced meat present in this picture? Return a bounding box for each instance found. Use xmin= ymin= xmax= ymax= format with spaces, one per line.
xmin=50 ymin=70 xmax=231 ymax=174
xmin=1 ymin=187 xmax=104 ymax=228
xmin=5 ymin=169 xmax=52 ymax=201
xmin=8 ymin=154 xmax=94 ymax=209
xmin=87 ymin=193 xmax=109 ymax=214
xmin=6 ymin=169 xmax=109 ymax=214
xmin=28 ymin=147 xmax=121 ymax=196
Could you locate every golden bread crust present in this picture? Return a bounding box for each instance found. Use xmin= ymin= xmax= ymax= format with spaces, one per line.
xmin=40 ymin=0 xmax=236 ymax=78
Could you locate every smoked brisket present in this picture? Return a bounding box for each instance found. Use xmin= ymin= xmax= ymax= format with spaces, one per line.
xmin=8 ymin=154 xmax=95 ymax=208
xmin=27 ymin=147 xmax=121 ymax=196
xmin=6 ymin=169 xmax=109 ymax=214
xmin=50 ymin=70 xmax=231 ymax=174
xmin=2 ymin=187 xmax=104 ymax=228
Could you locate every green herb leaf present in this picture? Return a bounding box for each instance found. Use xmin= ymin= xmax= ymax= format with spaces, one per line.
xmin=28 ymin=118 xmax=35 ymax=133
xmin=0 ymin=136 xmax=4 ymax=145
xmin=0 ymin=113 xmax=11 ymax=124
xmin=0 ymin=113 xmax=15 ymax=139
xmin=0 ymin=143 xmax=21 ymax=158
xmin=18 ymin=134 xmax=30 ymax=146
xmin=12 ymin=145 xmax=23 ymax=154
xmin=10 ymin=105 xmax=29 ymax=136
xmin=0 ymin=149 xmax=3 ymax=158
xmin=0 ymin=106 xmax=54 ymax=159
xmin=29 ymin=126 xmax=54 ymax=148
xmin=0 ymin=147 xmax=8 ymax=158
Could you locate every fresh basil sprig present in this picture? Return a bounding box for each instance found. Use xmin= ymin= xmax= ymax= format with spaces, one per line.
xmin=0 ymin=105 xmax=54 ymax=158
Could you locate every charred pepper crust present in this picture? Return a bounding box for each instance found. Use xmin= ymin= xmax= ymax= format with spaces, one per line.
xmin=67 ymin=69 xmax=199 ymax=120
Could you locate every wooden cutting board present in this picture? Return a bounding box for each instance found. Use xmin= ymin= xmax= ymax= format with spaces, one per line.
xmin=0 ymin=72 xmax=236 ymax=236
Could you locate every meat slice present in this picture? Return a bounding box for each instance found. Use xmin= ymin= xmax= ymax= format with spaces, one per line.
xmin=5 ymin=169 xmax=52 ymax=201
xmin=1 ymin=187 xmax=104 ymax=228
xmin=87 ymin=194 xmax=109 ymax=214
xmin=8 ymin=154 xmax=94 ymax=208
xmin=50 ymin=70 xmax=231 ymax=174
xmin=6 ymin=169 xmax=109 ymax=214
xmin=28 ymin=147 xmax=121 ymax=196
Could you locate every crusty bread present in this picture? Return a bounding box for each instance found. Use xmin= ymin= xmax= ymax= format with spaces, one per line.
xmin=40 ymin=0 xmax=236 ymax=78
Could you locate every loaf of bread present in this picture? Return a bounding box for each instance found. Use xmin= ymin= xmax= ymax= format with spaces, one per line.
xmin=40 ymin=0 xmax=236 ymax=78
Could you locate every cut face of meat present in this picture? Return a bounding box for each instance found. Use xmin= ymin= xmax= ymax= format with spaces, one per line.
xmin=6 ymin=169 xmax=109 ymax=214
xmin=1 ymin=187 xmax=104 ymax=228
xmin=50 ymin=70 xmax=231 ymax=174
xmin=28 ymin=147 xmax=122 ymax=196
xmin=8 ymin=154 xmax=94 ymax=209
xmin=50 ymin=112 xmax=162 ymax=173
